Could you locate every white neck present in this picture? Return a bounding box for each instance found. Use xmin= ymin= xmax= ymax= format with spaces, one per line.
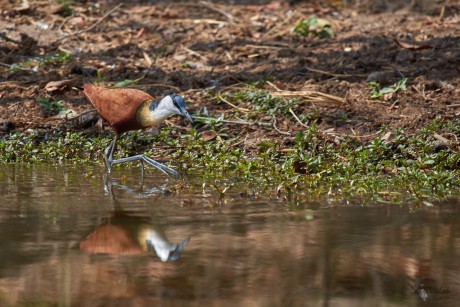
xmin=150 ymin=96 xmax=181 ymax=125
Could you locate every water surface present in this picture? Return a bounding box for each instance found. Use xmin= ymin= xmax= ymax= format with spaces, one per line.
xmin=0 ymin=165 xmax=459 ymax=306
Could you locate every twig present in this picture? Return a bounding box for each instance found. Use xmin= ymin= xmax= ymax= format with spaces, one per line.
xmin=305 ymin=66 xmax=367 ymax=78
xmin=264 ymin=10 xmax=298 ymax=39
xmin=244 ymin=43 xmax=290 ymax=49
xmin=229 ymin=135 xmax=247 ymax=148
xmin=438 ymin=5 xmax=445 ymax=22
xmin=58 ymin=13 xmax=75 ymax=34
xmin=200 ymin=1 xmax=234 ymax=22
xmin=266 ymin=80 xmax=282 ymax=91
xmin=55 ymin=3 xmax=123 ymax=43
xmin=443 ymin=133 xmax=458 ymax=144
xmin=165 ymin=120 xmax=192 ymax=131
xmin=181 ymin=45 xmax=208 ymax=61
xmin=217 ymin=88 xmax=251 ymax=112
xmin=192 ymin=116 xmax=271 ymax=127
xmin=272 ymin=116 xmax=292 ymax=136
xmin=267 ymin=84 xmax=310 ymax=128
xmin=289 ymin=108 xmax=309 ymax=128
xmin=270 ymin=90 xmax=346 ymax=105
xmin=174 ymin=18 xmax=229 ymax=26
xmin=341 ymin=132 xmax=379 ymax=139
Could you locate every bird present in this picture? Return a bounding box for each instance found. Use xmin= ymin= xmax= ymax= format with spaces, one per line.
xmin=83 ymin=84 xmax=193 ymax=177
xmin=79 ymin=209 xmax=190 ymax=262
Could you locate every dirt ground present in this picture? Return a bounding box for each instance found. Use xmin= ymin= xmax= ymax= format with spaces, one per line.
xmin=1 ymin=0 xmax=460 ymax=146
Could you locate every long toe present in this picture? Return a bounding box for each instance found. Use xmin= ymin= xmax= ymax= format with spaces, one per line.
xmin=142 ymin=155 xmax=180 ymax=177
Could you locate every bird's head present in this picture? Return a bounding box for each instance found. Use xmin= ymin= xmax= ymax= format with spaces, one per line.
xmin=159 ymin=94 xmax=193 ymax=123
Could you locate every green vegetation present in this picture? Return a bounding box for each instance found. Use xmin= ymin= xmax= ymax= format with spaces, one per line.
xmin=369 ymin=78 xmax=408 ymax=99
xmin=36 ymin=98 xmax=64 ymax=113
xmin=1 ymin=112 xmax=459 ymax=206
xmin=9 ymin=51 xmax=72 ymax=73
xmin=57 ymin=0 xmax=74 ymax=16
xmin=293 ymin=15 xmax=334 ymax=38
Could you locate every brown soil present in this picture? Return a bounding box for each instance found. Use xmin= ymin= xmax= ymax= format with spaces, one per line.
xmin=1 ymin=0 xmax=460 ymax=146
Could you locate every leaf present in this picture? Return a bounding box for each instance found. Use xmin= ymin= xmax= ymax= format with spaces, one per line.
xmin=45 ymin=78 xmax=78 ymax=92
xmin=202 ymin=131 xmax=217 ymax=141
xmin=113 ymin=79 xmax=135 ymax=87
xmin=379 ymin=87 xmax=395 ymax=94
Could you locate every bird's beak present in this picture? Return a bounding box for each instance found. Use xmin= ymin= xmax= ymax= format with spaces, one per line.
xmin=180 ymin=108 xmax=194 ymax=123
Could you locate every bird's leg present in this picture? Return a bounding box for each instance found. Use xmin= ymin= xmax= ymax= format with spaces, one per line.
xmin=103 ymin=175 xmax=114 ymax=197
xmin=104 ymin=136 xmax=118 ymax=173
xmin=140 ymin=167 xmax=145 ymax=188
xmin=111 ymin=154 xmax=180 ymax=177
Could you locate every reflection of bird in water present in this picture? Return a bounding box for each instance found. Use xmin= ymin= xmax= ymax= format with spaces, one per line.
xmin=83 ymin=84 xmax=193 ymax=177
xmin=80 ymin=211 xmax=190 ymax=262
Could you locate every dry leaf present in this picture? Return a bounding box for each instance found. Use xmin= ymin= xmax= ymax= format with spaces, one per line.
xmin=44 ymin=79 xmax=77 ymax=92
xmin=202 ymin=130 xmax=217 ymax=141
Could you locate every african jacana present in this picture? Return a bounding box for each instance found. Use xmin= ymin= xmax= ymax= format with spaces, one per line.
xmin=80 ymin=210 xmax=190 ymax=262
xmin=83 ymin=84 xmax=193 ymax=177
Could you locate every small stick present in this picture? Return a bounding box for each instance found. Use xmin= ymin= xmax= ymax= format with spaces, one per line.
xmin=181 ymin=45 xmax=208 ymax=61
xmin=174 ymin=18 xmax=229 ymax=26
xmin=266 ymin=80 xmax=282 ymax=91
xmin=55 ymin=3 xmax=123 ymax=42
xmin=289 ymin=108 xmax=309 ymax=128
xmin=342 ymin=132 xmax=379 ymax=139
xmin=438 ymin=5 xmax=445 ymax=21
xmin=443 ymin=133 xmax=458 ymax=143
xmin=270 ymin=90 xmax=346 ymax=105
xmin=58 ymin=13 xmax=75 ymax=34
xmin=305 ymin=66 xmax=367 ymax=78
xmin=200 ymin=1 xmax=234 ymax=22
xmin=165 ymin=120 xmax=192 ymax=131
xmin=272 ymin=116 xmax=291 ymax=136
xmin=217 ymin=89 xmax=251 ymax=112
xmin=192 ymin=116 xmax=271 ymax=127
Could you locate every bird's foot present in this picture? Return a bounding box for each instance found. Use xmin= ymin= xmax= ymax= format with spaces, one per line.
xmin=111 ymin=154 xmax=180 ymax=177
xmin=104 ymin=157 xmax=113 ymax=174
xmin=141 ymin=155 xmax=180 ymax=177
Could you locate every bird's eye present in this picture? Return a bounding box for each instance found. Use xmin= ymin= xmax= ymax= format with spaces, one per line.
xmin=170 ymin=95 xmax=180 ymax=109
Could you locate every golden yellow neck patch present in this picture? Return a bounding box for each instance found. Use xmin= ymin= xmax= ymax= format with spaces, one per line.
xmin=136 ymin=100 xmax=156 ymax=128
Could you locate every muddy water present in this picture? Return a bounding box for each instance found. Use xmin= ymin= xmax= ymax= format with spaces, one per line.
xmin=0 ymin=165 xmax=459 ymax=307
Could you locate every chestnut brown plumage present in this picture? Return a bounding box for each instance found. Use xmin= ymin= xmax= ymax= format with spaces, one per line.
xmin=80 ymin=210 xmax=190 ymax=261
xmin=83 ymin=84 xmax=193 ymax=176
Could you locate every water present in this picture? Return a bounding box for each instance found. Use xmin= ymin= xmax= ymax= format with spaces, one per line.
xmin=0 ymin=165 xmax=459 ymax=306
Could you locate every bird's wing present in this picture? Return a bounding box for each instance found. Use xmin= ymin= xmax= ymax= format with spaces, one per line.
xmin=83 ymin=84 xmax=153 ymax=134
